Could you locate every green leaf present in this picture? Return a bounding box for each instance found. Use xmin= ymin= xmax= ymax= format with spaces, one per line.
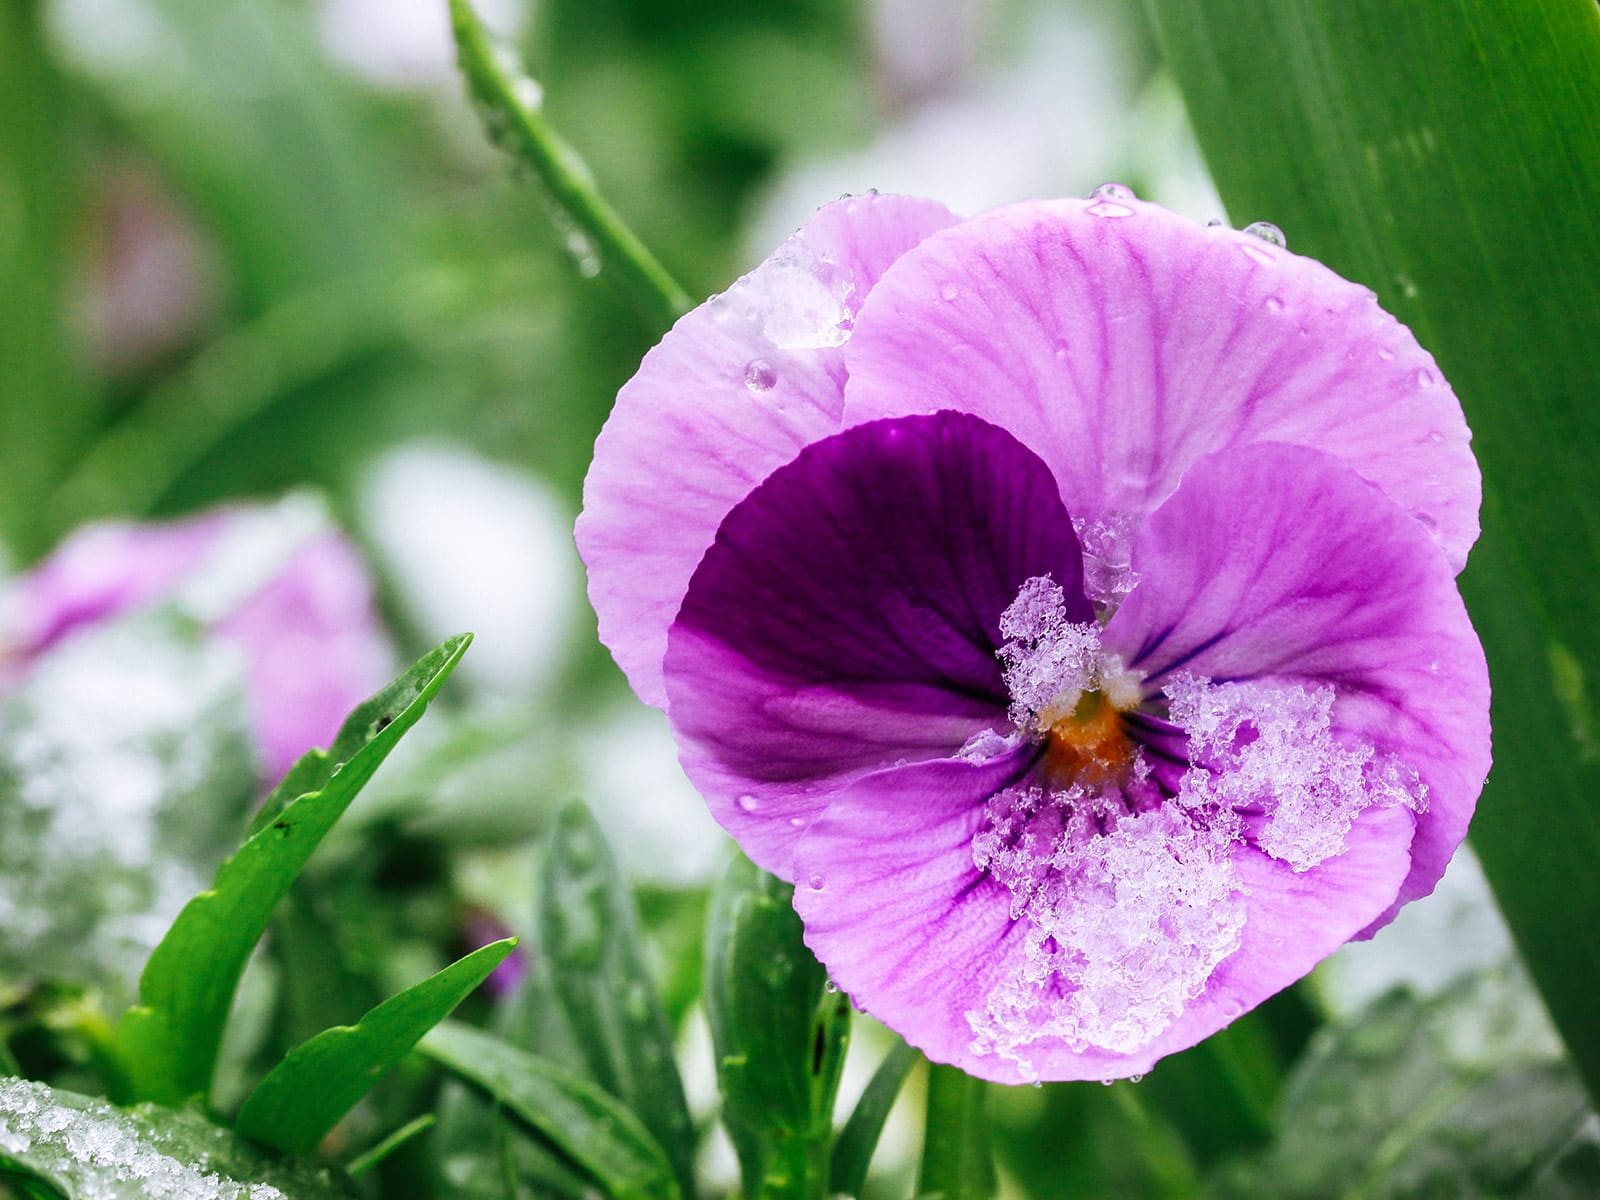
xmin=235 ymin=938 xmax=514 ymax=1155
xmin=830 ymin=1039 xmax=918 ymax=1198
xmin=447 ymin=0 xmax=691 ymax=329
xmin=917 ymin=1064 xmax=995 ymax=1200
xmin=703 ymin=854 xmax=850 ymax=1200
xmin=418 ymin=1021 xmax=681 ymax=1200
xmin=536 ymin=802 xmax=697 ymax=1200
xmin=0 ymin=1076 xmax=353 ymax=1199
xmin=112 ymin=635 xmax=471 ymax=1107
xmin=1208 ymin=970 xmax=1594 ymax=1198
xmin=346 ymin=1114 xmax=437 ymax=1179
xmin=1146 ymin=0 xmax=1600 ymax=1101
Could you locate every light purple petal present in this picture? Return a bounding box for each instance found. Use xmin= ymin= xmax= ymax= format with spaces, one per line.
xmin=1104 ymin=442 xmax=1491 ymax=925
xmin=216 ymin=533 xmax=391 ymax=780
xmin=663 ymin=412 xmax=1086 ymax=876
xmin=840 ymin=197 xmax=1479 ymax=573
xmin=793 ymin=756 xmax=1414 ymax=1083
xmin=4 ymin=516 xmax=228 ymax=662
xmin=577 ymin=193 xmax=959 ymax=709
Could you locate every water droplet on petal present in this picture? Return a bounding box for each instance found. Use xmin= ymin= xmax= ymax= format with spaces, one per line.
xmin=743 ymin=359 xmax=777 ymax=392
xmin=807 ymin=874 xmax=826 ymax=891
xmin=940 ymin=283 xmax=959 ymax=302
xmin=824 ymin=978 xmax=838 ymax=994
xmin=737 ymin=794 xmax=760 ymax=813
xmin=788 ymin=815 xmax=805 ymax=828
xmin=1129 ymin=1073 xmax=1145 ymax=1084
xmin=1377 ymin=347 xmax=1397 ymax=361
xmin=1242 ymin=220 xmax=1287 ymax=248
xmin=1426 ymin=430 xmax=1445 ymax=444
xmin=1264 ymin=295 xmax=1286 ymax=313
xmin=1086 ymin=199 xmax=1134 ymax=219
xmin=1206 ymin=217 xmax=1227 ymax=227
xmin=1031 ymin=1080 xmax=1043 ymax=1090
xmin=1415 ymin=367 xmax=1437 ymax=389
xmin=1052 ymin=341 xmax=1069 ymax=360
xmin=1088 ymin=181 xmax=1136 ymax=203
xmin=1100 ymin=1078 xmax=1115 ymax=1087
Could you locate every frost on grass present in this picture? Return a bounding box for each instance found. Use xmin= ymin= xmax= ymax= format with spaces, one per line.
xmin=1167 ymin=674 xmax=1427 ymax=872
xmin=968 ymin=782 xmax=1244 ymax=1074
xmin=0 ymin=613 xmax=256 ymax=1001
xmin=996 ymin=576 xmax=1141 ymax=732
xmin=0 ymin=1077 xmax=346 ymax=1199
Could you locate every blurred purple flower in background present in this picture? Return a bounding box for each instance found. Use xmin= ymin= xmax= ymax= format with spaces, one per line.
xmin=3 ymin=496 xmax=389 ymax=781
xmin=578 ymin=191 xmax=1491 ymax=1082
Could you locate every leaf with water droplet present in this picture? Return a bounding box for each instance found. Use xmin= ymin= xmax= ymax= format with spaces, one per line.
xmin=704 ymin=854 xmax=851 ymax=1200
xmin=536 ymin=801 xmax=696 ymax=1200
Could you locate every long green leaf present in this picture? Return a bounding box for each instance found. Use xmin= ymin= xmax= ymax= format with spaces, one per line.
xmin=536 ymin=801 xmax=697 ymax=1200
xmin=704 ymin=855 xmax=850 ymax=1200
xmin=113 ymin=635 xmax=471 ymax=1106
xmin=447 ymin=0 xmax=691 ymax=329
xmin=830 ymin=1039 xmax=918 ymax=1198
xmin=235 ymin=938 xmax=515 ymax=1155
xmin=418 ymin=1021 xmax=681 ymax=1200
xmin=0 ymin=1077 xmax=353 ymax=1200
xmin=1147 ymin=0 xmax=1600 ymax=1102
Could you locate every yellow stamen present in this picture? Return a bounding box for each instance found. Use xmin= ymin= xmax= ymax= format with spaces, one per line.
xmin=1042 ymin=690 xmax=1136 ymax=788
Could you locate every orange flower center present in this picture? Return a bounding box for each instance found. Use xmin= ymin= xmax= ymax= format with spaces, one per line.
xmin=1041 ymin=690 xmax=1137 ymax=788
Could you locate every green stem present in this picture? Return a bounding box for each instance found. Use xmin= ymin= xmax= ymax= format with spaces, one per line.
xmin=448 ymin=0 xmax=692 ymax=332
xmin=917 ymin=1062 xmax=995 ymax=1200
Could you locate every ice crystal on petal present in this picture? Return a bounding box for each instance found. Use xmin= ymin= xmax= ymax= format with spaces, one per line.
xmin=997 ymin=576 xmax=1142 ymax=729
xmin=969 ymin=784 xmax=1245 ymax=1068
xmin=1167 ymin=675 xmax=1428 ymax=872
xmin=730 ymin=243 xmax=856 ymax=350
xmin=1072 ymin=512 xmax=1141 ymax=617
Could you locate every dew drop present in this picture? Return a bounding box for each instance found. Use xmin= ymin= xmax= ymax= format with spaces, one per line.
xmin=940 ymin=283 xmax=960 ymax=302
xmin=824 ymin=979 xmax=839 ymax=994
xmin=1129 ymin=1073 xmax=1145 ymax=1084
xmin=1396 ymin=273 xmax=1420 ymax=299
xmin=1415 ymin=367 xmax=1437 ymax=389
xmin=1426 ymin=430 xmax=1445 ymax=444
xmin=737 ymin=794 xmax=760 ymax=813
xmin=1242 ymin=220 xmax=1287 ymax=248
xmin=1086 ymin=200 xmax=1134 ymax=219
xmin=1052 ymin=341 xmax=1069 ymax=360
xmin=1031 ymin=1080 xmax=1043 ymax=1090
xmin=512 ymin=76 xmax=544 ymax=110
xmin=1100 ymin=1078 xmax=1114 ymax=1087
xmin=788 ymin=815 xmax=805 ymax=828
xmin=1206 ymin=217 xmax=1226 ymax=227
xmin=1264 ymin=295 xmax=1286 ymax=313
xmin=1088 ymin=181 xmax=1136 ymax=203
xmin=1377 ymin=347 xmax=1396 ymax=361
xmin=743 ymin=359 xmax=777 ymax=392
xmin=1417 ymin=512 xmax=1439 ymax=532
xmin=807 ymin=873 xmax=826 ymax=891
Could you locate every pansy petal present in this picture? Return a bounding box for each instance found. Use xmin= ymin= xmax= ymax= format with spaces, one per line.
xmin=577 ymin=193 xmax=959 ymax=708
xmin=1104 ymin=441 xmax=1491 ymax=923
xmin=664 ymin=411 xmax=1087 ymax=875
xmin=790 ymin=751 xmax=1042 ymax=1084
xmin=840 ymin=197 xmax=1478 ymax=572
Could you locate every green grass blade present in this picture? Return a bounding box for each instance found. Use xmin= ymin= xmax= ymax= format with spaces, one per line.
xmin=448 ymin=0 xmax=691 ymax=329
xmin=916 ymin=1063 xmax=995 ymax=1200
xmin=830 ymin=1039 xmax=918 ymax=1198
xmin=1147 ymin=0 xmax=1600 ymax=1103
xmin=346 ymin=1114 xmax=437 ymax=1179
xmin=536 ymin=802 xmax=697 ymax=1200
xmin=236 ymin=938 xmax=515 ymax=1156
xmin=419 ymin=1020 xmax=681 ymax=1200
xmin=113 ymin=635 xmax=472 ymax=1106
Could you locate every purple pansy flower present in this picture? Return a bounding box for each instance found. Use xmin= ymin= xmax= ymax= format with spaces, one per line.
xmin=3 ymin=499 xmax=390 ymax=781
xmin=576 ymin=191 xmax=1491 ymax=1082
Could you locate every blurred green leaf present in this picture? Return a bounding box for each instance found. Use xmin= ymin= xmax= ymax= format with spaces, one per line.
xmin=0 ymin=1077 xmax=352 ymax=1199
xmin=0 ymin=0 xmax=91 ymax=559
xmin=448 ymin=0 xmax=691 ymax=328
xmin=830 ymin=1039 xmax=917 ymax=1198
xmin=419 ymin=1021 xmax=680 ymax=1200
xmin=113 ymin=635 xmax=471 ymax=1107
xmin=235 ymin=938 xmax=514 ymax=1156
xmin=1209 ymin=971 xmax=1593 ymax=1198
xmin=1147 ymin=0 xmax=1600 ymax=1100
xmin=535 ymin=802 xmax=697 ymax=1200
xmin=346 ymin=1113 xmax=437 ymax=1179
xmin=704 ymin=854 xmax=850 ymax=1200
